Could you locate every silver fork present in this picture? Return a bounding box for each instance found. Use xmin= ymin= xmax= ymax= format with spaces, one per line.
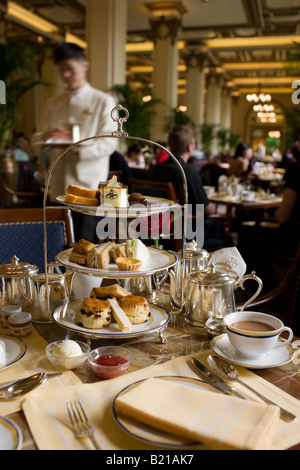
xmin=66 ymin=400 xmax=101 ymax=450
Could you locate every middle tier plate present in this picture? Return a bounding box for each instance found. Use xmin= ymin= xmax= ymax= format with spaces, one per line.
xmin=55 ymin=247 xmax=177 ymax=278
xmin=52 ymin=300 xmax=170 ymax=339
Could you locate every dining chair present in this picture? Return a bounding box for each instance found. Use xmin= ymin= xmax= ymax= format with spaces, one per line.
xmin=0 ymin=207 xmax=75 ymax=272
xmin=199 ymin=162 xmax=228 ymax=190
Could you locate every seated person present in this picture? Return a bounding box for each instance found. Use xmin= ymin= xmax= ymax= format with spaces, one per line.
xmin=228 ymin=142 xmax=253 ymax=177
xmin=152 ymin=125 xmax=230 ymax=250
xmin=126 ymin=144 xmax=145 ymax=168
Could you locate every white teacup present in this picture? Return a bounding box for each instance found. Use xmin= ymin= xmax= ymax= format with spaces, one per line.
xmin=224 ymin=311 xmax=293 ymax=359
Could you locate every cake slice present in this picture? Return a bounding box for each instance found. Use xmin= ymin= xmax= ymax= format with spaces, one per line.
xmin=108 ymin=298 xmax=132 ymax=332
xmin=86 ymin=242 xmax=115 ymax=269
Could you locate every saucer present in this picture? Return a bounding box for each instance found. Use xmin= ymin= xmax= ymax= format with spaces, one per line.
xmin=210 ymin=333 xmax=294 ymax=369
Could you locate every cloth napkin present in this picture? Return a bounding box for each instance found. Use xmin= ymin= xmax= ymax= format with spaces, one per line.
xmin=22 ymin=351 xmax=300 ymax=450
xmin=0 ymin=326 xmax=81 ymax=415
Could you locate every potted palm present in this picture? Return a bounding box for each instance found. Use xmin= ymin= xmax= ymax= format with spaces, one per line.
xmin=0 ymin=40 xmax=42 ymax=185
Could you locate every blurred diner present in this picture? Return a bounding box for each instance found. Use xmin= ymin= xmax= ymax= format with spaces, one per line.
xmin=228 ymin=142 xmax=253 ymax=178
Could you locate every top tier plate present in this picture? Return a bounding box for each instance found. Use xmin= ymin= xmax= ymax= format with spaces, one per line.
xmin=55 ymin=246 xmax=177 ymax=278
xmin=55 ymin=195 xmax=179 ymax=217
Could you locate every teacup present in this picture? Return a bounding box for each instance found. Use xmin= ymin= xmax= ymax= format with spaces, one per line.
xmin=223 ymin=311 xmax=293 ymax=359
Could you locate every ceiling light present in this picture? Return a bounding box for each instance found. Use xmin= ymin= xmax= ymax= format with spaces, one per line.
xmin=205 ymin=35 xmax=300 ymax=49
xmin=144 ymin=1 xmax=188 ymax=17
xmin=7 ymin=1 xmax=59 ymax=34
xmin=65 ymin=32 xmax=87 ymax=49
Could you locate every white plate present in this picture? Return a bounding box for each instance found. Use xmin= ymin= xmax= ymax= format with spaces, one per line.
xmin=55 ymin=247 xmax=177 ymax=278
xmin=55 ymin=195 xmax=179 ymax=217
xmin=112 ymin=375 xmax=223 ymax=448
xmin=210 ymin=333 xmax=294 ymax=369
xmin=52 ymin=300 xmax=170 ymax=338
xmin=0 ymin=416 xmax=22 ymax=450
xmin=0 ymin=335 xmax=27 ymax=371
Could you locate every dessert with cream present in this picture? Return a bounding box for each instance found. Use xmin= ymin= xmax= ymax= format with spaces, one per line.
xmin=98 ymin=175 xmax=128 ymax=207
xmin=125 ymin=239 xmax=150 ymax=266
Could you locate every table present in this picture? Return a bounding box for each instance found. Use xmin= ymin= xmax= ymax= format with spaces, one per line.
xmin=4 ymin=288 xmax=300 ymax=451
xmin=209 ymin=192 xmax=282 ymax=220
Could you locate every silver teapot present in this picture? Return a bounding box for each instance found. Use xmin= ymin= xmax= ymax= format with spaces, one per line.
xmin=185 ymin=267 xmax=263 ymax=334
xmin=168 ymin=249 xmax=210 ymax=309
xmin=0 ymin=256 xmax=39 ymax=310
xmin=18 ymin=271 xmax=70 ymax=323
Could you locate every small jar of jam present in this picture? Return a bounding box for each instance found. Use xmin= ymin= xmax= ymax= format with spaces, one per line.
xmin=0 ymin=305 xmax=22 ymax=327
xmin=8 ymin=312 xmax=32 ymax=337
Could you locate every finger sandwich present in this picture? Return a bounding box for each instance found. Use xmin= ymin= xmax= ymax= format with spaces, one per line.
xmin=86 ymin=241 xmax=116 ymax=269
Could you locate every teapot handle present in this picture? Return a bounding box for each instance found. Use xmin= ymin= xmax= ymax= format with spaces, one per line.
xmin=18 ymin=274 xmax=34 ymax=304
xmin=236 ymin=271 xmax=263 ymax=311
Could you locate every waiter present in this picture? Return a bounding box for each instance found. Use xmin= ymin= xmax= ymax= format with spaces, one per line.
xmin=32 ymin=43 xmax=117 ymax=241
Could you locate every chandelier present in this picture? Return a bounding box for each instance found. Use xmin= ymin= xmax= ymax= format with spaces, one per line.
xmin=246 ymin=92 xmax=272 ymax=103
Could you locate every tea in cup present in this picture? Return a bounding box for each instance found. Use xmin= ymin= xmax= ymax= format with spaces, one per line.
xmin=223 ymin=311 xmax=293 ymax=359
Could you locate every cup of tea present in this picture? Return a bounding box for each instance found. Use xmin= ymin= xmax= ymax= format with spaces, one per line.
xmin=223 ymin=311 xmax=293 ymax=359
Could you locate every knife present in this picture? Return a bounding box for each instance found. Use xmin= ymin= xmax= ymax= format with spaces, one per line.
xmin=191 ymin=357 xmax=245 ymax=399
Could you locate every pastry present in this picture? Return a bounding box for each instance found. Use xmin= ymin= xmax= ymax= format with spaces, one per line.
xmin=118 ymin=295 xmax=151 ymax=324
xmin=75 ymin=298 xmax=112 ymax=329
xmin=98 ymin=175 xmax=128 ymax=207
xmin=128 ymin=192 xmax=147 ymax=206
xmin=69 ymin=239 xmax=95 ymax=265
xmin=125 ymin=239 xmax=150 ymax=265
xmin=90 ymin=283 xmax=130 ymax=300
xmin=115 ymin=257 xmax=142 ymax=271
xmin=86 ymin=242 xmax=115 ymax=269
xmin=108 ymin=298 xmax=132 ymax=332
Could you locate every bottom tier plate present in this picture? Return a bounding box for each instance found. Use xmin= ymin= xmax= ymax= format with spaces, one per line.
xmin=52 ymin=299 xmax=170 ymax=339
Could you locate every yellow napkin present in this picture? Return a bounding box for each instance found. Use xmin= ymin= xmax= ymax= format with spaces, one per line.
xmin=115 ymin=377 xmax=280 ymax=450
xmin=0 ymin=326 xmax=81 ymax=415
xmin=22 ymin=352 xmax=300 ymax=450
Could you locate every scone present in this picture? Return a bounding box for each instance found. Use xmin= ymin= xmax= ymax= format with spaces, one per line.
xmin=86 ymin=242 xmax=115 ymax=269
xmin=76 ymin=298 xmax=112 ymax=329
xmin=90 ymin=284 xmax=130 ymax=300
xmin=118 ymin=295 xmax=151 ymax=324
xmin=69 ymin=239 xmax=95 ymax=265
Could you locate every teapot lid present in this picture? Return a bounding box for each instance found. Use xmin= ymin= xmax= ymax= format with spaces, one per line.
xmin=187 ymin=270 xmax=237 ymax=286
xmin=0 ymin=256 xmax=39 ymax=276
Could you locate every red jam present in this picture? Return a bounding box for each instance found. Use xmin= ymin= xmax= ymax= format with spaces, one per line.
xmin=92 ymin=354 xmax=129 ymax=378
xmin=95 ymin=355 xmax=127 ymax=367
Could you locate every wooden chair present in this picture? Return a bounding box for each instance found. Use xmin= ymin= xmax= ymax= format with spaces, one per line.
xmin=0 ymin=207 xmax=75 ymax=272
xmin=0 ymin=173 xmax=43 ymax=209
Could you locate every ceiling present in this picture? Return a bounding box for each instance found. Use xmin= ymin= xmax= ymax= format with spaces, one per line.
xmin=1 ymin=0 xmax=300 ymax=97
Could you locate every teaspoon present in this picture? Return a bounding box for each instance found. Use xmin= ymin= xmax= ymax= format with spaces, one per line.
xmin=0 ymin=372 xmax=47 ymax=399
xmin=207 ymin=355 xmax=296 ymax=422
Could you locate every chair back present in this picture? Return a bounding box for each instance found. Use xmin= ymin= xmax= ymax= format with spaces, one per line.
xmin=128 ymin=178 xmax=177 ymax=202
xmin=199 ymin=162 xmax=228 ymax=189
xmin=0 ymin=207 xmax=74 ymax=272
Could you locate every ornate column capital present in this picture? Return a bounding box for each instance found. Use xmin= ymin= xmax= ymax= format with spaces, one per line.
xmin=149 ymin=16 xmax=182 ymax=45
xmin=182 ymin=49 xmax=208 ymax=70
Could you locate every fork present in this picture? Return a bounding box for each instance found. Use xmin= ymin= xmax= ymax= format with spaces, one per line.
xmin=66 ymin=400 xmax=101 ymax=450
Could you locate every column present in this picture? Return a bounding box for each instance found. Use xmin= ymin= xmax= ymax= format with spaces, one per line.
xmin=220 ymin=85 xmax=232 ymax=132
xmin=205 ymin=68 xmax=223 ymax=158
xmin=183 ymin=49 xmax=207 ymax=142
xmin=86 ymin=0 xmax=127 ymax=93
xmin=150 ymin=15 xmax=182 ymax=142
